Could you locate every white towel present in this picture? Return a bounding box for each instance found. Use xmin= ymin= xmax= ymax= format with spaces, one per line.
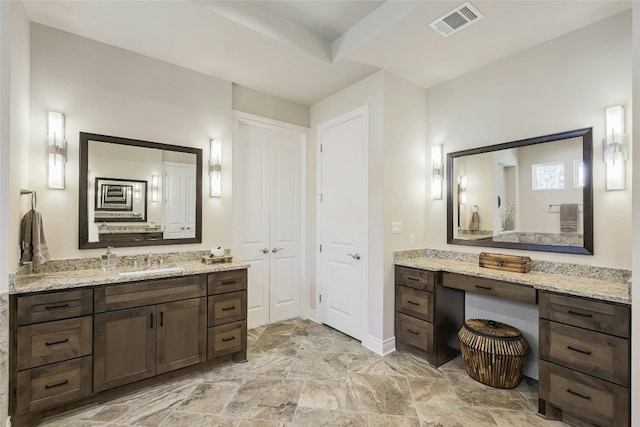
xmin=20 ymin=209 xmax=50 ymax=267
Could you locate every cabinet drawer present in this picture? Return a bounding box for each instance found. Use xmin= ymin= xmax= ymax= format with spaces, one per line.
xmin=539 ymin=291 xmax=630 ymax=338
xmin=395 ymin=285 xmax=433 ymax=322
xmin=208 ymin=291 xmax=247 ymax=327
xmin=442 ymin=273 xmax=536 ymax=305
xmin=16 ymin=356 xmax=92 ymax=415
xmin=395 ymin=313 xmax=433 ymax=353
xmin=17 ymin=316 xmax=93 ymax=371
xmin=95 ymin=275 xmax=206 ymax=312
xmin=208 ymin=270 xmax=248 ymax=295
xmin=207 ymin=320 xmax=247 ymax=359
xmin=540 ymin=319 xmax=629 ymax=387
xmin=395 ymin=266 xmax=434 ymax=292
xmin=539 ymin=360 xmax=629 ymax=427
xmin=17 ymin=289 xmax=93 ymax=326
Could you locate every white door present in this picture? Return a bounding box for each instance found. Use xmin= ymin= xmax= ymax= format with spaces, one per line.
xmin=317 ymin=107 xmax=367 ymax=341
xmin=163 ymin=163 xmax=196 ymax=239
xmin=235 ymin=117 xmax=303 ymax=328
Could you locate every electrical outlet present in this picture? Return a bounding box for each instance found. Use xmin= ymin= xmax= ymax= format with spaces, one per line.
xmin=409 ymin=234 xmax=415 ymax=247
xmin=391 ymin=222 xmax=403 ymax=234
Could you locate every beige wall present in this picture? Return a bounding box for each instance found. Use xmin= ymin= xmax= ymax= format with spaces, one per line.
xmin=426 ymin=10 xmax=633 ymax=268
xmin=382 ymin=72 xmax=427 ymax=340
xmin=232 ymin=83 xmax=310 ymax=127
xmin=29 ymin=24 xmax=233 ymax=260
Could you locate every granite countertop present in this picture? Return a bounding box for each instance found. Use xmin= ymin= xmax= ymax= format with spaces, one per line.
xmin=10 ymin=261 xmax=249 ymax=295
xmin=396 ymin=257 xmax=630 ymax=305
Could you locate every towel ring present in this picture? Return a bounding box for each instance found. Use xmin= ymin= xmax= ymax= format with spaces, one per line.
xmin=471 ymin=205 xmax=479 ymax=213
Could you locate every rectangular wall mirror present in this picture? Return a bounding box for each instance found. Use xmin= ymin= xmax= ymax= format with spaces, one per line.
xmin=447 ymin=128 xmax=593 ymax=255
xmin=79 ymin=132 xmax=203 ymax=249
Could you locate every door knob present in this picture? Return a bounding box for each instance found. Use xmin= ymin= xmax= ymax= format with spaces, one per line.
xmin=347 ymin=253 xmax=361 ymax=260
xmin=260 ymin=248 xmax=269 ymax=254
xmin=272 ymin=247 xmax=284 ymax=253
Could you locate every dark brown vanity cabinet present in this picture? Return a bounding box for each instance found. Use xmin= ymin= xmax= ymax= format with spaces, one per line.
xmin=394 ymin=266 xmax=464 ymax=367
xmin=93 ymin=276 xmax=207 ymax=392
xmin=10 ymin=268 xmax=248 ymax=427
xmin=538 ymin=291 xmax=631 ymax=427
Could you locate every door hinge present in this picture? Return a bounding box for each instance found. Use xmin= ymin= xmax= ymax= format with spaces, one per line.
xmin=319 ymin=244 xmax=322 ymax=252
xmin=319 ymin=294 xmax=322 ymax=303
xmin=319 ymin=194 xmax=323 ymax=203
xmin=320 ymin=144 xmax=323 ymax=153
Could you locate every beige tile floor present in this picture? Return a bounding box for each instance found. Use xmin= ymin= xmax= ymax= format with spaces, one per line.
xmin=38 ymin=318 xmax=569 ymax=427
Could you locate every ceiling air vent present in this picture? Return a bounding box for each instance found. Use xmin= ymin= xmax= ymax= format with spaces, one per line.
xmin=429 ymin=2 xmax=484 ymax=38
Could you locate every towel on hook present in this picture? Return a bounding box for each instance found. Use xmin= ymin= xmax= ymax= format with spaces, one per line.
xmin=20 ymin=209 xmax=50 ymax=266
xmin=469 ymin=209 xmax=480 ymax=231
xmin=559 ymin=203 xmax=579 ymax=233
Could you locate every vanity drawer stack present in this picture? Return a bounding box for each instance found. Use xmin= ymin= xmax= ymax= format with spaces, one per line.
xmin=207 ymin=269 xmax=248 ymax=361
xmin=13 ymin=289 xmax=94 ymax=416
xmin=538 ymin=291 xmax=631 ymax=427
xmin=394 ymin=266 xmax=464 ymax=367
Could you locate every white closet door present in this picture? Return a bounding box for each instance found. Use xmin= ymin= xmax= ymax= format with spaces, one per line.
xmin=269 ymin=133 xmax=301 ymax=323
xmin=236 ymin=120 xmax=302 ymax=329
xmin=318 ymin=110 xmax=365 ymax=341
xmin=236 ymin=124 xmax=271 ymax=328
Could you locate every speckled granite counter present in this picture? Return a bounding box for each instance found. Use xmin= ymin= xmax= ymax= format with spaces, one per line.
xmin=395 ymin=249 xmax=631 ymax=305
xmin=10 ymin=259 xmax=249 ymax=295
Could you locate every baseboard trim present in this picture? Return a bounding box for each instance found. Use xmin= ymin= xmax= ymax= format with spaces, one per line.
xmin=363 ymin=334 xmax=396 ymax=356
xmin=306 ymin=308 xmax=318 ymax=323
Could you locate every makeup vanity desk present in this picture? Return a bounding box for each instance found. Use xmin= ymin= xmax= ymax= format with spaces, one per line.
xmin=394 ymin=256 xmax=631 ymax=427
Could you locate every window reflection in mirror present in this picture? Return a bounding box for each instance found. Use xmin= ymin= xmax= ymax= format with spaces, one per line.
xmin=79 ymin=133 xmax=202 ymax=249
xmin=447 ymin=128 xmax=593 ymax=255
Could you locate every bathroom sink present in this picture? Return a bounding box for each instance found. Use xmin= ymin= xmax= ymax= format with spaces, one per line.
xmin=119 ymin=266 xmax=185 ymax=277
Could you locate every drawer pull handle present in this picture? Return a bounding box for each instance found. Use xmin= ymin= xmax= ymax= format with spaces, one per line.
xmin=475 ymin=285 xmax=492 ymax=290
xmin=407 ymin=329 xmax=420 ymax=335
xmin=160 ymin=311 xmax=164 ymax=327
xmin=45 ymin=338 xmax=69 ymax=346
xmin=222 ymin=306 xmax=236 ymax=311
xmin=406 ymin=277 xmax=420 ymax=282
xmin=566 ymin=388 xmax=591 ymax=400
xmin=222 ymin=336 xmax=236 ymax=342
xmin=567 ymin=345 xmax=592 ymax=356
xmin=44 ymin=380 xmax=68 ymax=390
xmin=407 ymin=300 xmax=420 ymax=306
xmin=150 ymin=313 xmax=154 ymax=329
xmin=222 ymin=280 xmax=237 ymax=285
xmin=568 ymin=310 xmax=593 ymax=318
xmin=45 ymin=303 xmax=69 ymax=310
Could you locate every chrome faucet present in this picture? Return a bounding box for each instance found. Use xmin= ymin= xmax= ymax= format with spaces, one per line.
xmin=124 ymin=257 xmax=138 ymax=268
xmin=146 ymin=253 xmax=154 ymax=268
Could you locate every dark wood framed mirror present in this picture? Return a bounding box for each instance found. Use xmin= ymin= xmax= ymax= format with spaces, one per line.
xmin=447 ymin=128 xmax=593 ymax=255
xmin=79 ymin=132 xmax=203 ymax=249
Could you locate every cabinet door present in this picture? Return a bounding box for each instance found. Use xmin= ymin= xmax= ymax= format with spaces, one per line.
xmin=94 ymin=306 xmax=156 ymax=392
xmin=157 ymin=298 xmax=206 ymax=374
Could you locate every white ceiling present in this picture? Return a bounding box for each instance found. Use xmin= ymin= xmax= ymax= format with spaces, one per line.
xmin=23 ymin=0 xmax=631 ymax=106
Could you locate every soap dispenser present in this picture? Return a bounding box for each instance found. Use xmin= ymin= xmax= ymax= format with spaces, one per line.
xmin=101 ymin=247 xmax=117 ymax=271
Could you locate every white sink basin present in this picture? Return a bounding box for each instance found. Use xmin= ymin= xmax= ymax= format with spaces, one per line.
xmin=119 ymin=266 xmax=185 ymax=277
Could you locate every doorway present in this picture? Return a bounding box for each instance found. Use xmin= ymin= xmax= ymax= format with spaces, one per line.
xmin=233 ymin=112 xmax=307 ymax=329
xmin=316 ymin=106 xmax=368 ymax=341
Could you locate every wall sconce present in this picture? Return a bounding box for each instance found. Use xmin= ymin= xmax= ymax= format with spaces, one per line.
xmin=151 ymin=175 xmax=159 ymax=202
xmin=209 ymin=139 xmax=222 ymax=198
xmin=47 ymin=111 xmax=67 ymax=189
xmin=458 ymin=175 xmax=468 ymax=204
xmin=430 ymin=144 xmax=443 ymax=199
xmin=604 ymin=105 xmax=627 ymax=191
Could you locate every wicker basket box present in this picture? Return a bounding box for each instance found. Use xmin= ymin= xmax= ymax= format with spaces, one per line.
xmin=458 ymin=319 xmax=530 ymax=389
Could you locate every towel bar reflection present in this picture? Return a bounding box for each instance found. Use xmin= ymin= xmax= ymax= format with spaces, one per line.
xmin=548 ymin=204 xmax=583 ymax=213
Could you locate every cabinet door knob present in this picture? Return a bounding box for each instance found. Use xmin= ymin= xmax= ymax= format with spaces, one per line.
xmin=260 ymin=248 xmax=269 ymax=254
